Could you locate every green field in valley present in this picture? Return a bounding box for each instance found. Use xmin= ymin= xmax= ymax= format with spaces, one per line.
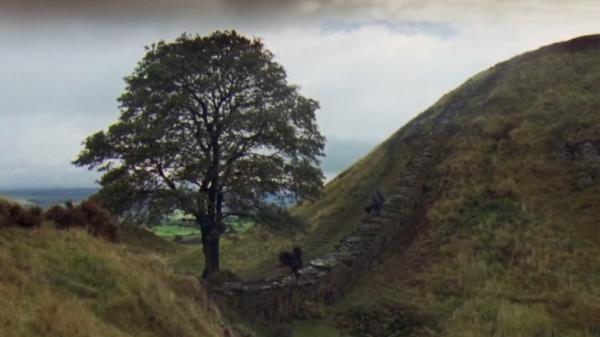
xmin=151 ymin=225 xmax=200 ymax=237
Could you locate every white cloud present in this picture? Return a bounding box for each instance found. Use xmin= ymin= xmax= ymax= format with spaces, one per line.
xmin=1 ymin=1 xmax=600 ymax=188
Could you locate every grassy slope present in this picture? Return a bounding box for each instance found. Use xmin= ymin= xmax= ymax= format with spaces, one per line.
xmin=334 ymin=35 xmax=600 ymax=336
xmin=167 ymin=35 xmax=600 ymax=336
xmin=0 ymin=225 xmax=227 ymax=337
xmin=170 ymin=120 xmax=412 ymax=280
xmin=168 ymin=114 xmax=413 ymax=281
xmin=169 ymin=135 xmax=410 ymax=280
xmin=169 ymin=229 xmax=294 ymax=279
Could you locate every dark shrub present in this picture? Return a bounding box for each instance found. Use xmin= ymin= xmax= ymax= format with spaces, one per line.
xmin=44 ymin=205 xmax=67 ymax=227
xmin=66 ymin=207 xmax=87 ymax=229
xmin=43 ymin=200 xmax=119 ymax=242
xmin=30 ymin=206 xmax=42 ymax=217
xmin=1 ymin=199 xmax=116 ymax=240
xmin=0 ymin=199 xmax=10 ymax=228
xmin=10 ymin=203 xmax=42 ymax=228
xmin=0 ymin=200 xmax=42 ymax=228
xmin=80 ymin=200 xmax=119 ymax=242
xmin=8 ymin=204 xmax=23 ymax=224
xmin=44 ymin=203 xmax=86 ymax=229
xmin=14 ymin=208 xmax=42 ymax=228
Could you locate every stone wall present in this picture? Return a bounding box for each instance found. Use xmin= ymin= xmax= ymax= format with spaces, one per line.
xmin=212 ymin=117 xmax=455 ymax=321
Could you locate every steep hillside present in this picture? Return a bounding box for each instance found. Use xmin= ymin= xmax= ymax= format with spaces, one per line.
xmin=59 ymin=34 xmax=600 ymax=337
xmin=0 ymin=224 xmax=229 ymax=337
xmin=286 ymin=35 xmax=600 ymax=336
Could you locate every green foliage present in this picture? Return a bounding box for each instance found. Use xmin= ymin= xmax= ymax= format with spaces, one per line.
xmin=75 ymin=30 xmax=324 ymax=224
xmin=74 ymin=30 xmax=325 ymax=276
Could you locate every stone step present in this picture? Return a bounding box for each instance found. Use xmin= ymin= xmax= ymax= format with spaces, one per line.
xmin=215 ymin=131 xmax=448 ymax=311
xmin=301 ymin=266 xmax=328 ymax=279
xmin=309 ymin=256 xmax=338 ymax=270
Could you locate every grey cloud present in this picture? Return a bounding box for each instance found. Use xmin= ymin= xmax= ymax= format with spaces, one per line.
xmin=0 ymin=0 xmax=217 ymax=18
xmin=2 ymin=1 xmax=600 ymax=189
xmin=321 ymin=138 xmax=376 ymax=175
xmin=319 ymin=20 xmax=457 ymax=37
xmin=3 ymin=0 xmax=598 ymax=17
xmin=0 ymin=0 xmax=429 ymax=21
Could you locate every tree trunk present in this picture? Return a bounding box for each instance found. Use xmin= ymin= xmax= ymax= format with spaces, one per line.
xmin=201 ymin=228 xmax=221 ymax=279
xmin=204 ymin=133 xmax=223 ymax=279
xmin=200 ymin=185 xmax=222 ymax=279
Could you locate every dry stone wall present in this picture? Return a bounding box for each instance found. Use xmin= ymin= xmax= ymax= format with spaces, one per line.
xmin=213 ymin=116 xmax=456 ymax=321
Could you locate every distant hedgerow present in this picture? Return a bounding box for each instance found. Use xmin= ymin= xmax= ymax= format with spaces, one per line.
xmin=0 ymin=200 xmax=9 ymax=228
xmin=0 ymin=199 xmax=43 ymax=228
xmin=44 ymin=200 xmax=119 ymax=242
xmin=0 ymin=198 xmax=118 ymax=242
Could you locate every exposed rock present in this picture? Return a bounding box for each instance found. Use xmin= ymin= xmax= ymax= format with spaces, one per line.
xmin=555 ymin=140 xmax=600 ymax=164
xmin=555 ymin=140 xmax=600 ymax=189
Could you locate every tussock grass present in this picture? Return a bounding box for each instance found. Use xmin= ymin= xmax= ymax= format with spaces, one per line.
xmin=337 ymin=36 xmax=600 ymax=336
xmin=292 ymin=132 xmax=410 ymax=259
xmin=170 ymin=229 xmax=294 ymax=279
xmin=0 ymin=226 xmax=227 ymax=337
xmin=152 ymin=36 xmax=600 ymax=336
xmin=168 ymin=133 xmax=411 ymax=280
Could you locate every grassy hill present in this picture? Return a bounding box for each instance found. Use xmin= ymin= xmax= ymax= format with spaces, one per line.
xmin=0 ymin=223 xmax=229 ymax=337
xmin=303 ymin=34 xmax=600 ymax=336
xmin=199 ymin=35 xmax=600 ymax=336
xmin=8 ymin=34 xmax=599 ymax=337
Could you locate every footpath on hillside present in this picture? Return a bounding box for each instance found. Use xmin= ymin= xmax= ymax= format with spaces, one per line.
xmin=213 ymin=114 xmax=456 ymax=320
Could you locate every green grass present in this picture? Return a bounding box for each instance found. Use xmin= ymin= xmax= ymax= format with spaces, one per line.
xmin=334 ymin=35 xmax=600 ymax=336
xmin=169 ymin=228 xmax=293 ymax=279
xmin=194 ymin=35 xmax=600 ymax=336
xmin=151 ymin=224 xmax=200 ymax=237
xmin=0 ymin=225 xmax=227 ymax=337
xmin=118 ymin=225 xmax=180 ymax=255
xmin=8 ymin=35 xmax=591 ymax=337
xmin=291 ymin=320 xmax=347 ymax=337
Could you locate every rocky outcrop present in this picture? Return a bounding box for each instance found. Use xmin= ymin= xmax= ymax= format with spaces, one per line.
xmin=555 ymin=140 xmax=600 ymax=189
xmin=212 ymin=116 xmax=456 ymax=321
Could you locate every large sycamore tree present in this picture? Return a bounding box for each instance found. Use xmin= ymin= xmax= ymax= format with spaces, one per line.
xmin=75 ymin=31 xmax=325 ymax=278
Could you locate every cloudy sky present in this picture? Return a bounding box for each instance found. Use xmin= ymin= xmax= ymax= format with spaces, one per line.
xmin=1 ymin=0 xmax=600 ymax=189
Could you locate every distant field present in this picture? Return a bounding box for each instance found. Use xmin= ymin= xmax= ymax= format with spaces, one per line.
xmin=0 ymin=188 xmax=99 ymax=208
xmin=156 ymin=215 xmax=255 ymax=236
xmin=152 ymin=225 xmax=200 ymax=237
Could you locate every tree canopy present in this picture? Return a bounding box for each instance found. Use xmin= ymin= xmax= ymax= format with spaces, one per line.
xmin=74 ymin=30 xmax=325 ymax=277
